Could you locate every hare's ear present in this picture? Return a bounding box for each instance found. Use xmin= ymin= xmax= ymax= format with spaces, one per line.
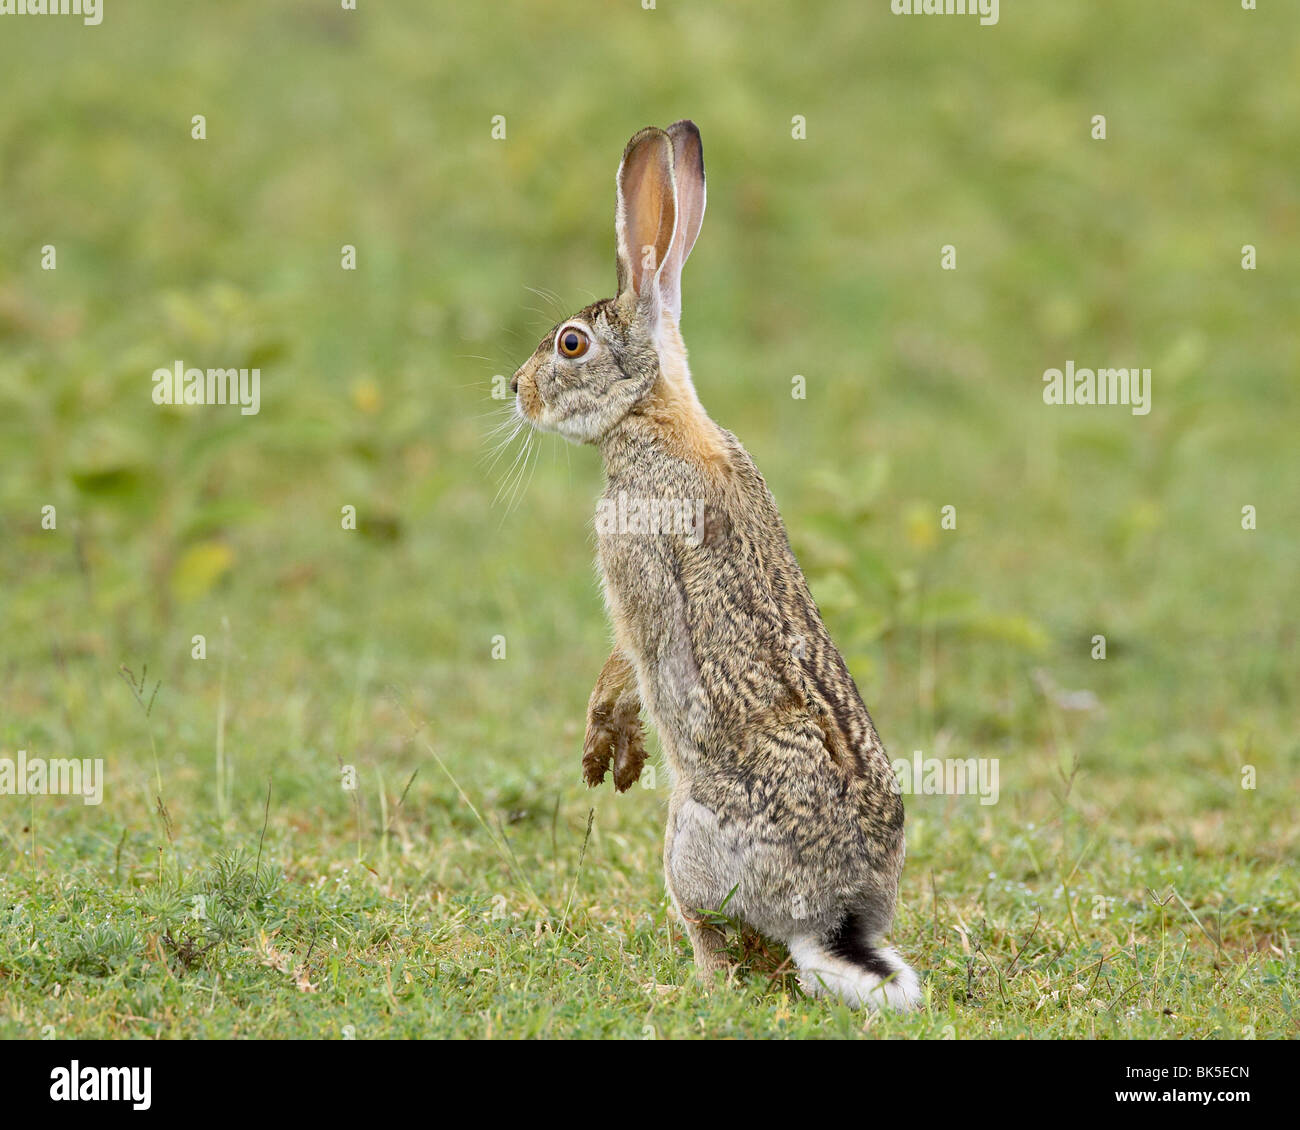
xmin=615 ymin=127 xmax=678 ymax=314
xmin=659 ymin=120 xmax=706 ymax=324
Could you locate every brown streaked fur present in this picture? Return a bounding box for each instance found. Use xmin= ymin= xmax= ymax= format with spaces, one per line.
xmin=509 ymin=121 xmax=916 ymax=1009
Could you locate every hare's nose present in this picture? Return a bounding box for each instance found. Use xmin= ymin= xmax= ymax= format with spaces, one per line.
xmin=510 ymin=372 xmax=520 ymax=393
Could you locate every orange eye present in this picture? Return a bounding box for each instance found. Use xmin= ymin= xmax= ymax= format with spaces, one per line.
xmin=557 ymin=326 xmax=590 ymax=359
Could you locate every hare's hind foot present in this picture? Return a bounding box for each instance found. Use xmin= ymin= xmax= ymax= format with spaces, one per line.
xmin=681 ymin=915 xmax=734 ymax=989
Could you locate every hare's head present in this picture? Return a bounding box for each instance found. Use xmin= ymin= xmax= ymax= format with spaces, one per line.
xmin=512 ymin=120 xmax=706 ymax=444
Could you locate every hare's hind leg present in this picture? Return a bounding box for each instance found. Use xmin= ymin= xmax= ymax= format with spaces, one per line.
xmin=663 ymin=791 xmax=734 ymax=982
xmin=677 ymin=910 xmax=732 ymax=981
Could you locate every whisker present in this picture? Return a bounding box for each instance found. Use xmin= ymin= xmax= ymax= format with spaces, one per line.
xmin=478 ymin=406 xmax=519 ymax=431
xmin=492 ymin=423 xmax=534 ymax=508
xmin=524 ymin=284 xmax=569 ymax=317
xmin=481 ymin=409 xmax=524 ymax=470
xmin=511 ymin=431 xmax=543 ymax=516
xmin=480 ymin=419 xmax=520 ymax=454
xmin=509 ymin=436 xmax=539 ymax=517
xmin=522 ymin=305 xmax=562 ymax=325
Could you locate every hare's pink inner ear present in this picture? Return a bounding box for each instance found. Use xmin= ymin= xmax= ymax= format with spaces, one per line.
xmin=615 ymin=128 xmax=677 ymax=307
xmin=660 ymin=120 xmax=706 ymax=323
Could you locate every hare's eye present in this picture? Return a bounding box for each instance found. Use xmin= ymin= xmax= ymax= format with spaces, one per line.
xmin=556 ymin=327 xmax=590 ymax=359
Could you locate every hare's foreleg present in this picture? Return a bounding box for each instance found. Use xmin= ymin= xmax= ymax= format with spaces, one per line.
xmin=583 ymin=650 xmax=646 ymax=792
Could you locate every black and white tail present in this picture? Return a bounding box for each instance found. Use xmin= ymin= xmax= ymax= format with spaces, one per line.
xmin=790 ymin=911 xmax=920 ymax=1011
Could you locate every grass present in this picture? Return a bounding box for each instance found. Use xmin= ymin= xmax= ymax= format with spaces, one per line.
xmin=1 ymin=1 xmax=1297 ymax=1039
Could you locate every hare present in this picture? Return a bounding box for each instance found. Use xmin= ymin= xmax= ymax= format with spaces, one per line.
xmin=510 ymin=121 xmax=919 ymax=1010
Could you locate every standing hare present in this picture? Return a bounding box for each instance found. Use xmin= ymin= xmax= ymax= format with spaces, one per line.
xmin=510 ymin=121 xmax=919 ymax=1010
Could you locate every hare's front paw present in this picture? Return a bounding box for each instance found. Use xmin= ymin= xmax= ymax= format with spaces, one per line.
xmin=583 ymin=702 xmax=646 ymax=793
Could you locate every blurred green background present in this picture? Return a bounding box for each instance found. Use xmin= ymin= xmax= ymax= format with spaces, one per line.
xmin=0 ymin=1 xmax=1296 ymax=1037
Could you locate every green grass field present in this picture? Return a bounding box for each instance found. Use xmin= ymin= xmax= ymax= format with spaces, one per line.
xmin=1 ymin=1 xmax=1297 ymax=1039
